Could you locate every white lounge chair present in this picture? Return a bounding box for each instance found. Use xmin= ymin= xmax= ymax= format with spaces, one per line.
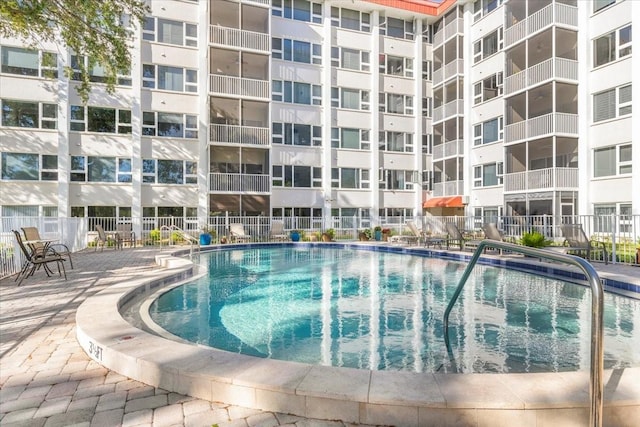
xmin=269 ymin=220 xmax=289 ymax=241
xmin=229 ymin=223 xmax=251 ymax=242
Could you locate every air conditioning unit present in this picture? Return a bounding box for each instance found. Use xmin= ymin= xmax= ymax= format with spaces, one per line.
xmin=461 ymin=195 xmax=470 ymax=205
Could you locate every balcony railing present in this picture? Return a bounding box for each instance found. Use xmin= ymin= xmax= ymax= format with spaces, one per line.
xmin=209 ymin=26 xmax=270 ymax=53
xmin=432 ymin=139 xmax=464 ymax=160
xmin=504 ymin=167 xmax=578 ymax=192
xmin=209 ymin=124 xmax=270 ymax=146
xmin=433 ymin=18 xmax=464 ymax=46
xmin=209 ymin=74 xmax=270 ymax=99
xmin=209 ymin=173 xmax=270 ymax=193
xmin=505 ymin=58 xmax=578 ymax=95
xmin=505 ymin=3 xmax=577 ymax=48
xmin=433 ymin=99 xmax=464 ymax=123
xmin=433 ymin=59 xmax=464 ymax=86
xmin=505 ymin=112 xmax=578 ymax=143
xmin=432 ymin=180 xmax=464 ymax=197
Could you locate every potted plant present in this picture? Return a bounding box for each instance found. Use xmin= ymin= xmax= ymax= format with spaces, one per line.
xmin=199 ymin=225 xmax=213 ymax=245
xmin=359 ymin=229 xmax=372 ymax=241
xmin=321 ymin=228 xmax=335 ymax=242
xmin=373 ymin=226 xmax=382 ymax=241
xmin=381 ymin=228 xmax=391 ymax=241
xmin=290 ymin=230 xmax=301 ymax=242
xmin=520 ymin=231 xmax=552 ymax=248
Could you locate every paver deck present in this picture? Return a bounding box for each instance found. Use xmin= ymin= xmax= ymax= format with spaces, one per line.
xmin=1 ymin=245 xmax=638 ymax=426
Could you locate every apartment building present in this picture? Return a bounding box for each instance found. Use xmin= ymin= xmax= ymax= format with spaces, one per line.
xmin=0 ymin=0 xmax=637 ymax=230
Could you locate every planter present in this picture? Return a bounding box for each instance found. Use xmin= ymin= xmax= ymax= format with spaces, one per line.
xmin=358 ymin=232 xmax=369 ymax=241
xmin=199 ymin=233 xmax=212 ymax=245
xmin=636 ymin=248 xmax=640 ymax=264
xmin=290 ymin=231 xmax=301 ymax=242
xmin=374 ymin=230 xmax=382 ymax=241
xmin=321 ymin=233 xmax=332 ymax=242
xmin=382 ymin=232 xmax=390 ymax=242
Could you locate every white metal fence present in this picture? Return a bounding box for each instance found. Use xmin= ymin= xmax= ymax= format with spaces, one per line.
xmin=2 ymin=214 xmax=639 ymax=279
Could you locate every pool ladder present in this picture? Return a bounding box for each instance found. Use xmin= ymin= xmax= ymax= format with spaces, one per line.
xmin=159 ymin=225 xmax=200 ymax=257
xmin=442 ymin=240 xmax=604 ymax=427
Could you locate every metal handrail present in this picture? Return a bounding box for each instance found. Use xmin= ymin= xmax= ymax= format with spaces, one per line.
xmin=442 ymin=240 xmax=604 ymax=427
xmin=159 ymin=225 xmax=199 ymax=256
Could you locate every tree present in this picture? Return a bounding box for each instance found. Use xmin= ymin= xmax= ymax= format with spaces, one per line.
xmin=0 ymin=0 xmax=148 ymax=103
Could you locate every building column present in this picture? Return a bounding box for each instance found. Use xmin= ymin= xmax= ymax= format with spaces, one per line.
xmin=57 ymin=51 xmax=70 ymax=218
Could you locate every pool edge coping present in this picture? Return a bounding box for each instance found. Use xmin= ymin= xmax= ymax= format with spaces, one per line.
xmin=75 ymin=244 xmax=640 ymax=426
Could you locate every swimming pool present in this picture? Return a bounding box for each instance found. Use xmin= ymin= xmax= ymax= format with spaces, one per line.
xmin=147 ymin=246 xmax=640 ymax=374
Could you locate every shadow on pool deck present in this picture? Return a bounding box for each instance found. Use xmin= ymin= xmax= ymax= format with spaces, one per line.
xmin=0 ymin=245 xmax=638 ymax=426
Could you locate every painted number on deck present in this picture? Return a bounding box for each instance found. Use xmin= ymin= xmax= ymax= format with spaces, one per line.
xmin=88 ymin=341 xmax=103 ymax=361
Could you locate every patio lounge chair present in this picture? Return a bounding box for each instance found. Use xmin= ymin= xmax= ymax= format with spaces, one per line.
xmin=21 ymin=226 xmax=73 ymax=269
xmin=12 ymin=230 xmax=67 ymax=286
xmin=559 ymin=224 xmax=609 ymax=265
xmin=95 ymin=224 xmax=121 ymax=251
xmin=445 ymin=223 xmax=468 ymax=250
xmin=269 ymin=220 xmax=289 ymax=241
xmin=116 ymin=223 xmax=136 ymax=248
xmin=229 ymin=223 xmax=251 ymax=242
xmin=389 ymin=221 xmax=422 ymax=245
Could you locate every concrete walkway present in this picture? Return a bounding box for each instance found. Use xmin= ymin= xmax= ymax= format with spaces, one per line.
xmin=1 ymin=246 xmax=638 ymax=427
xmin=0 ymin=248 xmax=370 ymax=427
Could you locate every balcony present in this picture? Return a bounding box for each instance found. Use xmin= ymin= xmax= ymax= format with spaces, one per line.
xmin=432 ymin=139 xmax=464 ymax=160
xmin=433 ymin=99 xmax=464 ymax=123
xmin=505 ymin=3 xmax=577 ymax=48
xmin=209 ymin=124 xmax=270 ymax=146
xmin=209 ymin=173 xmax=270 ymax=193
xmin=433 ymin=18 xmax=464 ymax=47
xmin=504 ymin=112 xmax=578 ymax=143
xmin=504 ymin=58 xmax=578 ymax=96
xmin=209 ymin=26 xmax=270 ymax=53
xmin=433 ymin=180 xmax=464 ymax=197
xmin=433 ymin=59 xmax=464 ymax=86
xmin=504 ymin=167 xmax=578 ymax=192
xmin=209 ymin=75 xmax=269 ymax=100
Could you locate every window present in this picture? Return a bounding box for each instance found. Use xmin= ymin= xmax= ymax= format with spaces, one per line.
xmin=331 ymin=128 xmax=370 ymax=150
xmin=273 ymin=122 xmax=321 ymax=146
xmin=1 ymin=46 xmax=57 ymax=78
xmin=473 ymin=72 xmax=503 ymax=104
xmin=141 ymin=159 xmax=196 ymax=185
xmin=273 ymin=0 xmax=322 ymax=24
xmin=473 ymin=28 xmax=503 ymax=63
xmin=272 ymin=38 xmax=321 ymax=65
xmin=69 ymin=105 xmax=131 ymax=134
xmin=272 ymin=165 xmax=321 ymax=188
xmin=142 ymin=64 xmax=197 ymax=92
xmin=272 ymin=80 xmax=321 ymax=105
xmin=140 ymin=112 xmax=198 ymax=138
xmin=70 ymin=54 xmax=130 ymax=86
xmin=473 ymin=117 xmax=503 ymax=145
xmin=41 ymin=155 xmax=58 ymax=180
xmin=331 ymin=47 xmax=369 ymax=71
xmin=331 ymin=87 xmax=370 ymax=110
xmin=1 ymin=100 xmax=57 ymax=129
xmin=593 ymin=0 xmax=616 ymax=13
xmin=473 ymin=0 xmax=504 ymax=22
xmin=594 ymin=143 xmax=632 ymax=177
xmin=379 ymin=93 xmax=413 ymax=115
xmin=330 ymin=7 xmax=370 ymax=32
xmin=473 ymin=162 xmax=503 ymax=187
xmin=422 ymin=60 xmax=432 ymax=80
xmin=1 ymin=152 xmax=38 ymax=180
xmin=331 ymin=168 xmax=370 ymax=189
xmin=379 ymin=54 xmax=413 ymax=77
xmin=593 ymin=25 xmax=632 ymax=68
xmin=593 ymin=84 xmax=632 ymax=122
xmin=379 ymin=170 xmax=417 ymax=190
xmin=379 ymin=131 xmax=414 ymax=153
xmin=143 ymin=17 xmax=197 ymax=47
xmin=379 ymin=16 xmax=413 ymax=40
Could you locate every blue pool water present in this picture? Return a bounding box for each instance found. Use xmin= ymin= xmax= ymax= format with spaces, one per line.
xmin=148 ymin=246 xmax=640 ymax=373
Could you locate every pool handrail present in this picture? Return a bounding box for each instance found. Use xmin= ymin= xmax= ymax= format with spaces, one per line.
xmin=159 ymin=225 xmax=199 ymax=256
xmin=442 ymin=240 xmax=604 ymax=427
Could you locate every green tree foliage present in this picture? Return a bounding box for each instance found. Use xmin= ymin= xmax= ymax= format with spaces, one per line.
xmin=0 ymin=0 xmax=148 ymax=103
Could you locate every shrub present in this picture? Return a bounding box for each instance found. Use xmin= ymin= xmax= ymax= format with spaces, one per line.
xmin=360 ymin=229 xmax=372 ymax=240
xmin=520 ymin=231 xmax=552 ymax=248
xmin=149 ymin=229 xmax=160 ymax=242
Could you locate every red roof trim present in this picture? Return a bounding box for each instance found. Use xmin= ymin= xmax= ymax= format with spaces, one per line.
xmin=423 ymin=196 xmax=464 ymax=208
xmin=362 ymin=0 xmax=457 ymax=16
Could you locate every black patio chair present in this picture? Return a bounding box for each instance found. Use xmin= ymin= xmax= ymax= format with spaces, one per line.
xmin=12 ymin=230 xmax=67 ymax=286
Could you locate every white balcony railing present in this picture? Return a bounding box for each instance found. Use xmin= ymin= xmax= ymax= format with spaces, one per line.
xmin=433 ymin=139 xmax=464 ymax=159
xmin=505 ymin=112 xmax=578 ymax=143
xmin=433 ymin=180 xmax=464 ymax=197
xmin=433 ymin=99 xmax=463 ymax=123
xmin=209 ymin=26 xmax=270 ymax=52
xmin=209 ymin=173 xmax=270 ymax=193
xmin=433 ymin=59 xmax=463 ymax=87
xmin=209 ymin=124 xmax=270 ymax=146
xmin=433 ymin=67 xmax=444 ymax=86
xmin=505 ymin=3 xmax=577 ymax=48
xmin=505 ymin=58 xmax=578 ymax=95
xmin=433 ymin=18 xmax=464 ymax=46
xmin=209 ymin=74 xmax=269 ymax=99
xmin=504 ymin=167 xmax=578 ymax=192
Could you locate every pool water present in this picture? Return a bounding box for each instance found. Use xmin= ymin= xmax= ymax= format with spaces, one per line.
xmin=148 ymin=247 xmax=640 ymax=373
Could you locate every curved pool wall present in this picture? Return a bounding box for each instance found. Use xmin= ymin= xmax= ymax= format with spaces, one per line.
xmin=76 ymin=243 xmax=640 ymax=427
